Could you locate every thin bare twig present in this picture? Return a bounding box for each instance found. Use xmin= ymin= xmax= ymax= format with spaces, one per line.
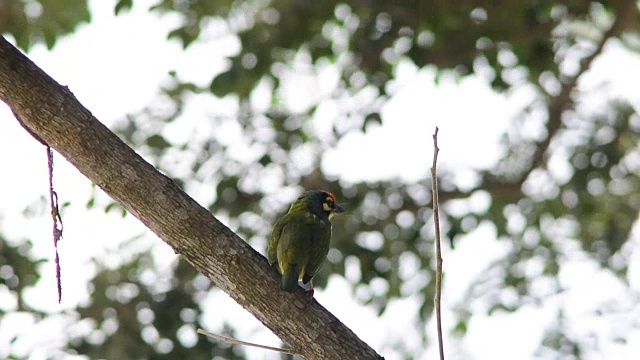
xmin=196 ymin=328 xmax=299 ymax=355
xmin=47 ymin=147 xmax=63 ymax=303
xmin=12 ymin=110 xmax=64 ymax=303
xmin=431 ymin=127 xmax=444 ymax=360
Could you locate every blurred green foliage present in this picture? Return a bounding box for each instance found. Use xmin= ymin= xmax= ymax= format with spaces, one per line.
xmin=70 ymin=250 xmax=245 ymax=360
xmin=0 ymin=0 xmax=90 ymax=49
xmin=0 ymin=236 xmax=41 ymax=313
xmin=3 ymin=0 xmax=640 ymax=359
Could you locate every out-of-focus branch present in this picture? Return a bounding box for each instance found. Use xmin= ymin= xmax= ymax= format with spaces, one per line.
xmin=436 ymin=5 xmax=632 ymax=205
xmin=529 ymin=2 xmax=632 ymax=173
xmin=196 ymin=328 xmax=298 ymax=355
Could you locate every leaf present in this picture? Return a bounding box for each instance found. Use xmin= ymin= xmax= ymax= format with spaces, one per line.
xmin=167 ymin=26 xmax=200 ymax=48
xmin=114 ymin=0 xmax=133 ymax=15
xmin=209 ymin=68 xmax=237 ymax=98
xmin=145 ymin=134 xmax=171 ymax=150
xmin=452 ymin=319 xmax=468 ymax=335
xmin=362 ymin=112 xmax=382 ymax=132
xmin=104 ymin=202 xmax=118 ymax=213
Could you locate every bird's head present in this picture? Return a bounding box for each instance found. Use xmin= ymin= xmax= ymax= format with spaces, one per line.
xmin=292 ymin=190 xmax=345 ymax=220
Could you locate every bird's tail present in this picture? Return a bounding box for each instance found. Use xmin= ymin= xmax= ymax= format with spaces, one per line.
xmin=281 ymin=264 xmax=299 ymax=292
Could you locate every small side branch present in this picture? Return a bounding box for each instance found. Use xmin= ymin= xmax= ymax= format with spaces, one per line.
xmin=12 ymin=109 xmax=63 ymax=303
xmin=197 ymin=328 xmax=299 ymax=355
xmin=431 ymin=127 xmax=444 ymax=360
xmin=47 ymin=147 xmax=63 ymax=303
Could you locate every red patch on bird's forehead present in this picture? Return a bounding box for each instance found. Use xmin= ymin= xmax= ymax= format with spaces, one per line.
xmin=324 ymin=191 xmax=336 ymax=202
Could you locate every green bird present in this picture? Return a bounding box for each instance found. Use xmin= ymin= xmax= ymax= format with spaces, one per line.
xmin=268 ymin=190 xmax=345 ymax=296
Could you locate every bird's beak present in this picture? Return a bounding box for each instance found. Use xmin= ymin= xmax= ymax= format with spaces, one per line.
xmin=333 ymin=204 xmax=345 ymax=214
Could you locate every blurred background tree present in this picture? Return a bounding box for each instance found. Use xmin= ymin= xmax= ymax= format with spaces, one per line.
xmin=2 ymin=0 xmax=640 ymax=359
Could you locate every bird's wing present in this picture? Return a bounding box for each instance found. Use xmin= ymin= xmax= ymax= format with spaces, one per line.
xmin=268 ymin=214 xmax=288 ymax=265
xmin=275 ymin=212 xmax=315 ymax=271
xmin=302 ymin=221 xmax=331 ymax=284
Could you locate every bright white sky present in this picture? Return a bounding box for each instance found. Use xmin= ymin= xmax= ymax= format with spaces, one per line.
xmin=2 ymin=1 xmax=640 ymax=359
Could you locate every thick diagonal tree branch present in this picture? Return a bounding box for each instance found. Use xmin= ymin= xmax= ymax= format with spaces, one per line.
xmin=0 ymin=36 xmax=383 ymax=360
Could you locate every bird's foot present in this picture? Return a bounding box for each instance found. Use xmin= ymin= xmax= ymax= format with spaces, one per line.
xmin=307 ymin=280 xmax=315 ymax=299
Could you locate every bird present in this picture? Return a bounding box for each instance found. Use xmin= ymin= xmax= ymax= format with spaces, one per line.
xmin=268 ymin=190 xmax=345 ymax=297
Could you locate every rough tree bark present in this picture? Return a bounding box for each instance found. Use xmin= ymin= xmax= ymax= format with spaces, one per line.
xmin=0 ymin=36 xmax=384 ymax=360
